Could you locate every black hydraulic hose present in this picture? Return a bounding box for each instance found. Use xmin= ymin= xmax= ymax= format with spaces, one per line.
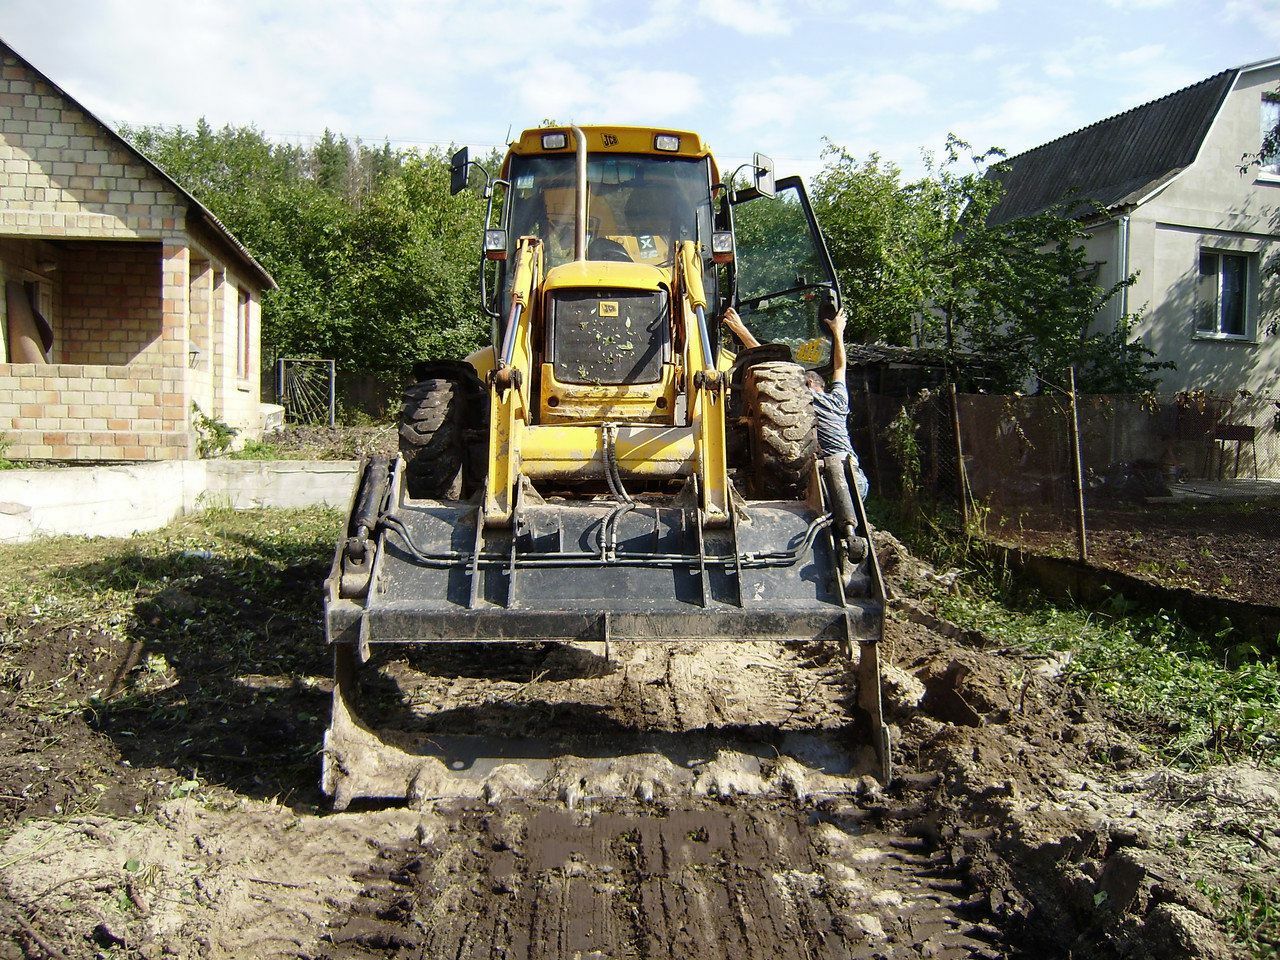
xmin=602 ymin=424 xmax=633 ymax=504
xmin=380 ymin=511 xmax=833 ymax=571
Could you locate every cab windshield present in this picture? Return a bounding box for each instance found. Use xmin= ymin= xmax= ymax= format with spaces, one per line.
xmin=505 ymin=153 xmax=713 ymax=270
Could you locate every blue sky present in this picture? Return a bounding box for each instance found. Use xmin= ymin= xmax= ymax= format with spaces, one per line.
xmin=1 ymin=0 xmax=1277 ymax=181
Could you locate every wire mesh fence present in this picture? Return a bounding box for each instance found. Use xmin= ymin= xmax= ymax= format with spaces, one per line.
xmin=274 ymin=358 xmax=337 ymax=426
xmin=853 ymin=382 xmax=1280 ymax=606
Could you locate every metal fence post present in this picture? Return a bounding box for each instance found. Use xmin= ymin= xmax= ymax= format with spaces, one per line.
xmin=949 ymin=382 xmax=969 ymax=528
xmin=328 ymin=359 xmax=337 ymax=427
xmin=1067 ymin=367 xmax=1089 ymax=563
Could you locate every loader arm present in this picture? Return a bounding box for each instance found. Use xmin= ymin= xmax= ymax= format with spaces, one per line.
xmin=678 ymin=240 xmax=731 ymax=526
xmin=484 ymin=236 xmax=543 ymax=526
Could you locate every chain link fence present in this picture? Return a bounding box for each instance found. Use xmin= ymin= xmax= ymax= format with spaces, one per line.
xmin=853 ymin=382 xmax=1280 ymax=606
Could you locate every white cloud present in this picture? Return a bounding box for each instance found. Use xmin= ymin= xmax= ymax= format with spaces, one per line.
xmin=1225 ymin=0 xmax=1280 ymax=45
xmin=514 ymin=64 xmax=706 ymax=126
xmin=944 ymin=90 xmax=1079 ymax=157
xmin=697 ymin=0 xmax=793 ymax=35
xmin=935 ymin=0 xmax=999 ymax=11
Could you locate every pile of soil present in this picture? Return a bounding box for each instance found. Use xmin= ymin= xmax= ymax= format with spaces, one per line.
xmin=0 ymin=532 xmax=1276 ymax=958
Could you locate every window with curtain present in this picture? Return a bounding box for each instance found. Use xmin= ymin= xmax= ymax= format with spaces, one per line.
xmin=1262 ymin=94 xmax=1280 ymax=175
xmin=1196 ymin=250 xmax=1249 ymax=338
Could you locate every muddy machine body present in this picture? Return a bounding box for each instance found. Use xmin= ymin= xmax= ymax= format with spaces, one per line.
xmin=323 ymin=126 xmax=888 ymax=808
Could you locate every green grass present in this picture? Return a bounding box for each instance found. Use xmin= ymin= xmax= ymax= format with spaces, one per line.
xmin=226 ymin=438 xmax=295 ymax=460
xmin=1201 ymin=881 xmax=1280 ymax=959
xmin=872 ymin=495 xmax=1280 ymax=769
xmin=935 ymin=587 xmax=1280 ymax=768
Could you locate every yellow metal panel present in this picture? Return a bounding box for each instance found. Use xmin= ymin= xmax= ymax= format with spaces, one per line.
xmin=466 ymin=345 xmax=495 ymax=380
xmin=542 ymin=260 xmax=669 ymax=292
xmin=509 ymin=126 xmax=710 ymax=159
xmin=520 ymin=423 xmax=694 ymax=479
xmin=538 ymin=362 xmax=677 ymax=424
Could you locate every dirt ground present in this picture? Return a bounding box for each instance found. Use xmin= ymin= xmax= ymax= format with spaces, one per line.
xmin=1 ymin=517 xmax=1277 ymax=958
xmin=237 ymin=423 xmax=398 ymax=461
xmin=984 ymin=496 xmax=1280 ymax=606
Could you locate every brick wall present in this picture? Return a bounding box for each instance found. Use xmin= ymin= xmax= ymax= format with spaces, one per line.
xmin=57 ymin=242 xmax=163 ymax=365
xmin=0 ymin=48 xmax=185 ymax=239
xmin=0 ymin=41 xmax=267 ymax=461
xmin=0 ymin=361 xmax=188 ymax=459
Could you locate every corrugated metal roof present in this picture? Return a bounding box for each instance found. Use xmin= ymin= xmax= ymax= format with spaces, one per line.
xmin=0 ymin=36 xmax=276 ymax=290
xmin=985 ymin=69 xmax=1238 ymax=226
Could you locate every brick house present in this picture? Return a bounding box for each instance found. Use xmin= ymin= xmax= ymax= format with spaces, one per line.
xmin=0 ymin=37 xmax=275 ymax=461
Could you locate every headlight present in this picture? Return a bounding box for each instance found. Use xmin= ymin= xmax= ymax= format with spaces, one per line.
xmin=711 ymin=231 xmax=734 ymax=263
xmin=484 ymin=229 xmax=508 ymax=260
xmin=654 ymin=134 xmax=680 ymax=152
xmin=541 ymin=132 xmax=568 ymax=150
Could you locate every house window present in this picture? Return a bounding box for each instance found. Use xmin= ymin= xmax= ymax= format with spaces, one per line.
xmin=1196 ymin=250 xmax=1249 ymax=338
xmin=236 ymin=287 xmax=251 ymax=379
xmin=1262 ymin=94 xmax=1280 ymax=175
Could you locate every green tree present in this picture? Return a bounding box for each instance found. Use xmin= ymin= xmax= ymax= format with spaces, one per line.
xmin=809 ymin=144 xmax=927 ymax=345
xmin=120 ymin=121 xmax=490 ymax=377
xmin=809 ymin=134 xmax=1167 ymax=393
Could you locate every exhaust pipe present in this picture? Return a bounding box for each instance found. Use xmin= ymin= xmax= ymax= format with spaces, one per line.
xmin=572 ymin=124 xmax=587 ymax=261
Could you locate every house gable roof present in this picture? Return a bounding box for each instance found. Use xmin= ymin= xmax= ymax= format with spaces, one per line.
xmin=0 ymin=36 xmax=275 ymax=290
xmin=985 ymin=68 xmax=1240 ymax=226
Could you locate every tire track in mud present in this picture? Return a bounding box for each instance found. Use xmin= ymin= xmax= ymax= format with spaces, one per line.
xmin=323 ymin=799 xmax=1003 ymax=960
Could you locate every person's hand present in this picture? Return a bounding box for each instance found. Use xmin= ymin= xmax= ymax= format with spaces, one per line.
xmin=823 ymin=307 xmax=847 ymax=337
xmin=722 ymin=307 xmax=746 ymax=335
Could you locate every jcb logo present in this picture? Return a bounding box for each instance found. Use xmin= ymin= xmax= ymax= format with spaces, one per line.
xmin=599 ymin=301 xmax=619 ymax=317
xmin=601 ymin=133 xmax=618 ymax=147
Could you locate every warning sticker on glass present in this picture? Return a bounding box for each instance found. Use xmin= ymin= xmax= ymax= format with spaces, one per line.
xmin=795 ymin=337 xmax=826 ymax=364
xmin=598 ymin=301 xmax=619 ymax=317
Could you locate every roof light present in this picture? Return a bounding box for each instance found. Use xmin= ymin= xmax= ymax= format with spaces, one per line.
xmin=654 ymin=134 xmax=680 ymax=152
xmin=711 ymin=231 xmax=734 ymax=263
xmin=484 ymin=229 xmax=508 ymax=260
xmin=541 ymin=132 xmax=568 ymax=150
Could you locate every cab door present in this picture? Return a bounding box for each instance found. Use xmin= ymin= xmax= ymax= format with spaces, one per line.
xmin=729 ymin=176 xmax=842 ymax=367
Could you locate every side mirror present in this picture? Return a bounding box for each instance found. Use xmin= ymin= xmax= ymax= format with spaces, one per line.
xmin=753 ymin=152 xmax=775 ymax=198
xmin=450 ymin=146 xmax=470 ymax=195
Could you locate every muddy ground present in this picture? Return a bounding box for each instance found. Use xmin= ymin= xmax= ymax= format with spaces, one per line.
xmin=983 ymin=496 xmax=1280 ymax=606
xmin=1 ymin=517 xmax=1277 ymax=958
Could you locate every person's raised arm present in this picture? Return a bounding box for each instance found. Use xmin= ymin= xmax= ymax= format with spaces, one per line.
xmin=722 ymin=307 xmax=760 ymax=349
xmin=825 ymin=307 xmax=847 ymax=387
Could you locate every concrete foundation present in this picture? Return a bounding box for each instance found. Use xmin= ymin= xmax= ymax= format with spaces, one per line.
xmin=0 ymin=459 xmax=359 ymax=543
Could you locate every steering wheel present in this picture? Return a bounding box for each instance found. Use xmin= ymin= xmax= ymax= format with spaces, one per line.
xmin=587 ymin=237 xmax=634 ymax=262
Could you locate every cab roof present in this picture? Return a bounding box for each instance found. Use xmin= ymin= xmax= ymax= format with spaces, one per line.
xmin=507 ymin=125 xmax=716 ymax=174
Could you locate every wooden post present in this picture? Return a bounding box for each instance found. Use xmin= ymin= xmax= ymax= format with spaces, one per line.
xmin=862 ymin=377 xmax=883 ymax=492
xmin=949 ymin=382 xmax=969 ymax=528
xmin=1067 ymin=367 xmax=1088 ymax=562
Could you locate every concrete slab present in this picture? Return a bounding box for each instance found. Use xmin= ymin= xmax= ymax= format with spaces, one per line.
xmin=0 ymin=459 xmax=359 ymax=543
xmin=1165 ymin=478 xmax=1280 ymax=501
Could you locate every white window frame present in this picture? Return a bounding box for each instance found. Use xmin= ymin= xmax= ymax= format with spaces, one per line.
xmin=1194 ymin=249 xmax=1252 ymax=342
xmin=1262 ymin=93 xmax=1280 ymax=177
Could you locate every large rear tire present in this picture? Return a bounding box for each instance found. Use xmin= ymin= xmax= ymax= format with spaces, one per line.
xmin=743 ymin=361 xmax=818 ymax=499
xmin=399 ymin=379 xmax=483 ymax=499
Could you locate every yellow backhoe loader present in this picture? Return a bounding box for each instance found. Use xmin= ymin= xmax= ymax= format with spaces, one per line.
xmin=321 ymin=125 xmax=888 ymax=808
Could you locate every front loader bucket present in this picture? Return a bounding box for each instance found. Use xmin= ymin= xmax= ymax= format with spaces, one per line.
xmin=322 ymin=456 xmax=889 ymax=808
